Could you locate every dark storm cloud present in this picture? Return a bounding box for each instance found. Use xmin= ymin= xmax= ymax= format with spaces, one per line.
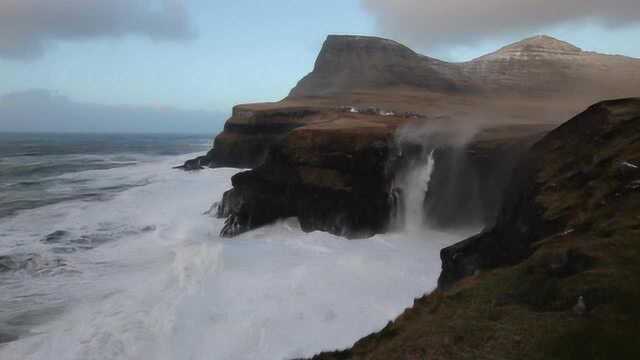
xmin=0 ymin=0 xmax=193 ymax=60
xmin=0 ymin=90 xmax=225 ymax=134
xmin=361 ymin=0 xmax=640 ymax=47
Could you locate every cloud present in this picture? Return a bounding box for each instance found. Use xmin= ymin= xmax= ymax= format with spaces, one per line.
xmin=0 ymin=0 xmax=194 ymax=60
xmin=361 ymin=0 xmax=640 ymax=48
xmin=0 ymin=90 xmax=225 ymax=134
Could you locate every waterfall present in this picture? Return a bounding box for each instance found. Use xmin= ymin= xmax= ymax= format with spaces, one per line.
xmin=392 ymin=150 xmax=436 ymax=233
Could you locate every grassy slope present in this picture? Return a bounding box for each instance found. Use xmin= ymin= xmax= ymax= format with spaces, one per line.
xmin=310 ymin=98 xmax=640 ymax=360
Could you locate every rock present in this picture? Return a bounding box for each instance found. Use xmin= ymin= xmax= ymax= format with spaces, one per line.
xmin=439 ymin=98 xmax=640 ymax=289
xmin=214 ymin=111 xmax=551 ymax=239
xmin=174 ymin=155 xmax=209 ymax=171
xmin=215 ymin=117 xmax=398 ymax=238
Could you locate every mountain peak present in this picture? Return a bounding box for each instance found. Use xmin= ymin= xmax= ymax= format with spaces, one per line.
xmin=508 ymin=35 xmax=581 ymax=52
xmin=319 ymin=34 xmax=419 ymax=59
xmin=478 ymin=35 xmax=582 ymax=60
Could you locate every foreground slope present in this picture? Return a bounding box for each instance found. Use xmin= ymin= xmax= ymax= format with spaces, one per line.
xmin=310 ymin=98 xmax=640 ymax=360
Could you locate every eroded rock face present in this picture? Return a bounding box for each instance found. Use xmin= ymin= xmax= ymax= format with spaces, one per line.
xmin=215 ymin=113 xmax=550 ymax=238
xmin=217 ymin=114 xmax=400 ymax=238
xmin=439 ymin=98 xmax=640 ymax=289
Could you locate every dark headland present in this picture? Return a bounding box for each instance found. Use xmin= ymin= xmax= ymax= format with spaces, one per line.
xmin=184 ymin=34 xmax=640 ymax=359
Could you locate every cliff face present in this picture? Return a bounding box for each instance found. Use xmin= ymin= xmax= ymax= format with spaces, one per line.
xmin=425 ymin=125 xmax=552 ymax=228
xmin=439 ymin=97 xmax=640 ymax=288
xmin=196 ymin=34 xmax=640 ymax=238
xmin=309 ymin=98 xmax=640 ymax=360
xmin=209 ymin=105 xmax=322 ymax=168
xmin=216 ymin=112 xmax=407 ymax=238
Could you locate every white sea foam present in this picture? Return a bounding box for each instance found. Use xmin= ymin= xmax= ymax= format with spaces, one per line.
xmin=0 ymin=154 xmax=465 ymax=360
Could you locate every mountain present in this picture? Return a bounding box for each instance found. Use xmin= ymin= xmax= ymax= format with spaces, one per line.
xmin=291 ymin=34 xmax=640 ymax=99
xmin=197 ymin=35 xmax=640 ymax=171
xmin=289 ymin=35 xmax=464 ymax=97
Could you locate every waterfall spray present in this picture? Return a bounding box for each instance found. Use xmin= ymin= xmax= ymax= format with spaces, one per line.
xmin=392 ymin=149 xmax=436 ymax=233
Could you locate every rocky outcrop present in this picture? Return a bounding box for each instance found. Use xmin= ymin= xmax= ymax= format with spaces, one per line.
xmin=439 ymin=98 xmax=640 ymax=289
xmin=177 ymin=104 xmax=326 ymax=170
xmin=215 ymin=114 xmax=551 ymax=237
xmin=216 ymin=112 xmax=406 ymax=238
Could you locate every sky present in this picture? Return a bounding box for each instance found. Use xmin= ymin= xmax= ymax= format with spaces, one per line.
xmin=1 ymin=0 xmax=639 ymax=133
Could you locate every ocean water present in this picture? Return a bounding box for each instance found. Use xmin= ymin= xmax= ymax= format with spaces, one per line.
xmin=0 ymin=133 xmax=465 ymax=360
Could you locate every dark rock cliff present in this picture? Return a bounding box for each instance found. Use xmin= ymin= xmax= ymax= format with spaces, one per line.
xmin=439 ymin=98 xmax=640 ymax=289
xmin=215 ymin=116 xmax=550 ymax=238
xmin=216 ymin=113 xmax=403 ymax=238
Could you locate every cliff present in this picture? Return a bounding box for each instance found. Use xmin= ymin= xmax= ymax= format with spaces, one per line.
xmin=195 ymin=34 xmax=640 ymax=238
xmin=309 ymin=98 xmax=640 ymax=360
xmin=217 ymin=111 xmax=405 ymax=238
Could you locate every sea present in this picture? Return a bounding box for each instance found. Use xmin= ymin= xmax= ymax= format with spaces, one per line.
xmin=0 ymin=132 xmax=464 ymax=360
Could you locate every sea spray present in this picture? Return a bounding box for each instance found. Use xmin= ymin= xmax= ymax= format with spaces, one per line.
xmin=0 ymin=153 xmax=467 ymax=360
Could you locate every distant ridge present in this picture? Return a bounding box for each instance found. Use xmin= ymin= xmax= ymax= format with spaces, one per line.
xmin=290 ymin=34 xmax=640 ymax=99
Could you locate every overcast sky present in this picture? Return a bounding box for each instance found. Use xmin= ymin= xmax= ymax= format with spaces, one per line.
xmin=0 ymin=0 xmax=639 ymax=132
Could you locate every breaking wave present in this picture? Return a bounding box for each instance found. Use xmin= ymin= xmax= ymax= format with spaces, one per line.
xmin=0 ymin=153 xmax=466 ymax=360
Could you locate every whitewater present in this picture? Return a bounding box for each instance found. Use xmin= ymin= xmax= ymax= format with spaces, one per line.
xmin=0 ymin=152 xmax=464 ymax=360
